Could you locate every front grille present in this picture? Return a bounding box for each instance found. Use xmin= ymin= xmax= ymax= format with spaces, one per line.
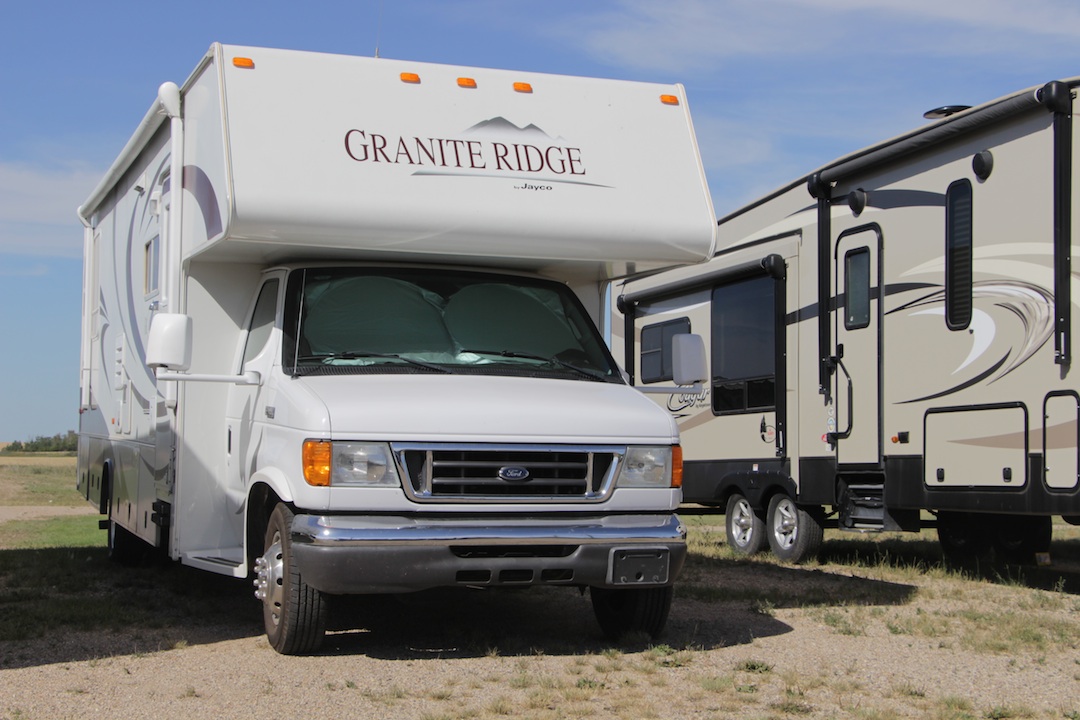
xmin=395 ymin=444 xmax=622 ymax=502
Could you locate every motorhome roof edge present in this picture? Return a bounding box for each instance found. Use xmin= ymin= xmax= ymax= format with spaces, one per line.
xmin=716 ymin=76 xmax=1080 ymax=232
xmin=77 ymin=45 xmax=220 ymax=226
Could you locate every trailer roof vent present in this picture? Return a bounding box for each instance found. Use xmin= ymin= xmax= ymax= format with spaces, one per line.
xmin=923 ymin=104 xmax=971 ymax=120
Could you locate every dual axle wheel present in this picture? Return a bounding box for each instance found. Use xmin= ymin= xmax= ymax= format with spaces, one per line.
xmin=724 ymin=492 xmax=823 ymax=564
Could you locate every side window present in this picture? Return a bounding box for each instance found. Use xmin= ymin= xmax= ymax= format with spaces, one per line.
xmin=241 ymin=279 xmax=280 ymax=367
xmin=640 ymin=317 xmax=691 ymax=383
xmin=144 ymin=235 xmax=160 ymax=296
xmin=946 ymin=179 xmax=973 ymax=330
xmin=844 ymin=247 xmax=871 ymax=330
xmin=711 ymin=275 xmax=775 ymax=414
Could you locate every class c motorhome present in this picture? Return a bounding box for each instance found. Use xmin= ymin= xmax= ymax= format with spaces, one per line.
xmin=76 ymin=44 xmax=717 ymax=653
xmin=613 ymin=78 xmax=1080 ymax=565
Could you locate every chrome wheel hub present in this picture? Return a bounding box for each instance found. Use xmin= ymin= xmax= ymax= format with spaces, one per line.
xmin=253 ymin=535 xmax=285 ymax=627
xmin=772 ymin=498 xmax=798 ymax=549
xmin=730 ymin=499 xmax=756 ymax=546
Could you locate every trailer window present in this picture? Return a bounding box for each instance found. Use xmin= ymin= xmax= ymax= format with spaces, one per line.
xmin=945 ymin=179 xmax=973 ymax=330
xmin=711 ymin=275 xmax=775 ymax=414
xmin=241 ymin=279 xmax=280 ymax=367
xmin=640 ymin=317 xmax=691 ymax=383
xmin=844 ymin=247 xmax=871 ymax=330
xmin=144 ymin=236 xmax=159 ymax=296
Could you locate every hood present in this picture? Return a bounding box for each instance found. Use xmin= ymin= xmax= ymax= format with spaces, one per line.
xmin=294 ymin=374 xmax=678 ymax=445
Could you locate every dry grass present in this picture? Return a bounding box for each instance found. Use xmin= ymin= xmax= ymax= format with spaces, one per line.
xmin=2 ymin=460 xmax=1080 ymax=718
xmin=0 ymin=454 xmax=81 ymax=507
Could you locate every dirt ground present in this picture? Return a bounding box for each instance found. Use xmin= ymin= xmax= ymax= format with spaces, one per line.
xmin=1 ymin=508 xmax=1079 ymax=719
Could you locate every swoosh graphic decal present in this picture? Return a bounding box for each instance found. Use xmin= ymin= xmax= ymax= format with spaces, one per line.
xmin=911 ymin=307 xmax=995 ymax=374
xmin=164 ymin=165 xmax=224 ymax=239
xmin=899 ymin=352 xmax=1009 ymax=404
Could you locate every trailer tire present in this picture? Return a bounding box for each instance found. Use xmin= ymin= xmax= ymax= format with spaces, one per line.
xmin=258 ymin=503 xmax=327 ymax=655
xmin=766 ymin=494 xmax=823 ymax=564
xmin=992 ymin=515 xmax=1052 ymax=566
xmin=725 ymin=493 xmax=766 ymax=555
xmin=108 ymin=518 xmax=147 ymax=566
xmin=590 ymin=585 xmax=673 ymax=641
xmin=937 ymin=511 xmax=992 ymax=570
xmin=103 ymin=465 xmax=150 ymax=566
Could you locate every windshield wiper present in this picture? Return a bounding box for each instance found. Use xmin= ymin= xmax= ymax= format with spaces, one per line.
xmin=460 ymin=348 xmax=609 ymax=382
xmin=296 ymin=351 xmax=452 ymax=374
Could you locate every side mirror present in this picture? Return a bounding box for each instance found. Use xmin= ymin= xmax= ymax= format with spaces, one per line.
xmin=146 ymin=313 xmax=192 ymax=371
xmin=672 ymin=333 xmax=707 ymax=387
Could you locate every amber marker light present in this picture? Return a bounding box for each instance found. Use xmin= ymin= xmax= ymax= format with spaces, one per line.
xmin=232 ymin=57 xmax=255 ymax=69
xmin=660 ymin=94 xmax=680 ymax=106
xmin=513 ymin=81 xmax=533 ymax=93
xmin=303 ymin=440 xmax=332 ymax=486
xmin=458 ymin=77 xmax=477 ymax=88
xmin=400 ymin=72 xmax=421 ymax=84
xmin=671 ymin=445 xmax=684 ymax=488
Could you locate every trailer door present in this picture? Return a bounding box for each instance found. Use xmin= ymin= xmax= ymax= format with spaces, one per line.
xmin=833 ymin=226 xmax=883 ymax=467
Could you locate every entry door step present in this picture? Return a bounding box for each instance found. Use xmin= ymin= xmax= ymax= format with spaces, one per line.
xmin=841 ymin=483 xmax=885 ymax=530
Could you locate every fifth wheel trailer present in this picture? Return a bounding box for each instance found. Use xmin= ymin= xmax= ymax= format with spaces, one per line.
xmin=613 ymin=77 xmax=1080 ymax=565
xmin=76 ymin=44 xmax=717 ymax=653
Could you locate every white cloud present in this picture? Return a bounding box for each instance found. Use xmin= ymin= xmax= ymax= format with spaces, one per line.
xmin=0 ymin=260 xmax=50 ymax=277
xmin=0 ymin=161 xmax=97 ymax=258
xmin=792 ymin=0 xmax=1080 ymax=38
xmin=559 ymin=0 xmax=1080 ymax=74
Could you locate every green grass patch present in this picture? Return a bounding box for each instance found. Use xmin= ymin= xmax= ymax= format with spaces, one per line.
xmin=0 ymin=514 xmax=105 ymax=549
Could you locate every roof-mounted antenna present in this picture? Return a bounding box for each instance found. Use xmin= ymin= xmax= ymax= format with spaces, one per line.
xmin=374 ymin=0 xmax=384 ymax=58
xmin=923 ymin=104 xmax=971 ymax=120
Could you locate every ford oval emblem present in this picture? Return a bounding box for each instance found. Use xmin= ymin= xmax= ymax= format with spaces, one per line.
xmin=498 ymin=466 xmax=531 ymax=482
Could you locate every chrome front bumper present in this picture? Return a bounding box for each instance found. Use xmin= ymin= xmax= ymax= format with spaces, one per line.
xmin=290 ymin=513 xmax=687 ymax=594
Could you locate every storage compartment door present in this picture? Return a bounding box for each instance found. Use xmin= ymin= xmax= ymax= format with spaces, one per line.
xmin=1044 ymin=392 xmax=1079 ymax=490
xmin=924 ymin=405 xmax=1027 ymax=488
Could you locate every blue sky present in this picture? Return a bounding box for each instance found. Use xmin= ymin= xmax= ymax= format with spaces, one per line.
xmin=1 ymin=0 xmax=1079 ymax=441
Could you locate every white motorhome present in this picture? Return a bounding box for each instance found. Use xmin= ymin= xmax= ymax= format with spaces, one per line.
xmin=613 ymin=78 xmax=1079 ymax=565
xmin=76 ymin=44 xmax=716 ymax=653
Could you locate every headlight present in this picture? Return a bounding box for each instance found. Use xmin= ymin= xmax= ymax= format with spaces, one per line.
xmin=303 ymin=441 xmax=401 ymax=487
xmin=617 ymin=446 xmax=673 ymax=488
xmin=332 ymin=442 xmax=401 ymax=487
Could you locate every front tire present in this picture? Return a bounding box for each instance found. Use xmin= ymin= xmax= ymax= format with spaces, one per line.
xmin=766 ymin=494 xmax=823 ymax=564
xmin=256 ymin=503 xmax=327 ymax=655
xmin=590 ymin=586 xmax=673 ymax=641
xmin=725 ymin=493 xmax=766 ymax=556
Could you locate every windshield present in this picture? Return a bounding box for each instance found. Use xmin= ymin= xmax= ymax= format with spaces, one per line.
xmin=282 ymin=267 xmax=622 ymax=382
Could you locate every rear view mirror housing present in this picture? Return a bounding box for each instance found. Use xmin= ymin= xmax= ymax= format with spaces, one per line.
xmin=635 ymin=333 xmax=707 ymax=395
xmin=146 ymin=313 xmax=192 ymax=371
xmin=671 ymin=333 xmax=707 ymax=387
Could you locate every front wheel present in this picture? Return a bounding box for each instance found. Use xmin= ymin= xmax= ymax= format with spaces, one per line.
xmin=725 ymin=493 xmax=766 ymax=556
xmin=766 ymin=494 xmax=823 ymax=564
xmin=255 ymin=503 xmax=327 ymax=655
xmin=590 ymin=586 xmax=673 ymax=641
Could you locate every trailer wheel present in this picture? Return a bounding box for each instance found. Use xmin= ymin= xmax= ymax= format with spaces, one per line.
xmin=108 ymin=518 xmax=147 ymax=566
xmin=590 ymin=585 xmax=673 ymax=641
xmin=766 ymin=494 xmax=823 ymax=564
xmin=103 ymin=466 xmax=149 ymax=566
xmin=725 ymin=493 xmax=766 ymax=555
xmin=992 ymin=515 xmax=1052 ymax=565
xmin=256 ymin=503 xmax=327 ymax=655
xmin=937 ymin=511 xmax=992 ymax=570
